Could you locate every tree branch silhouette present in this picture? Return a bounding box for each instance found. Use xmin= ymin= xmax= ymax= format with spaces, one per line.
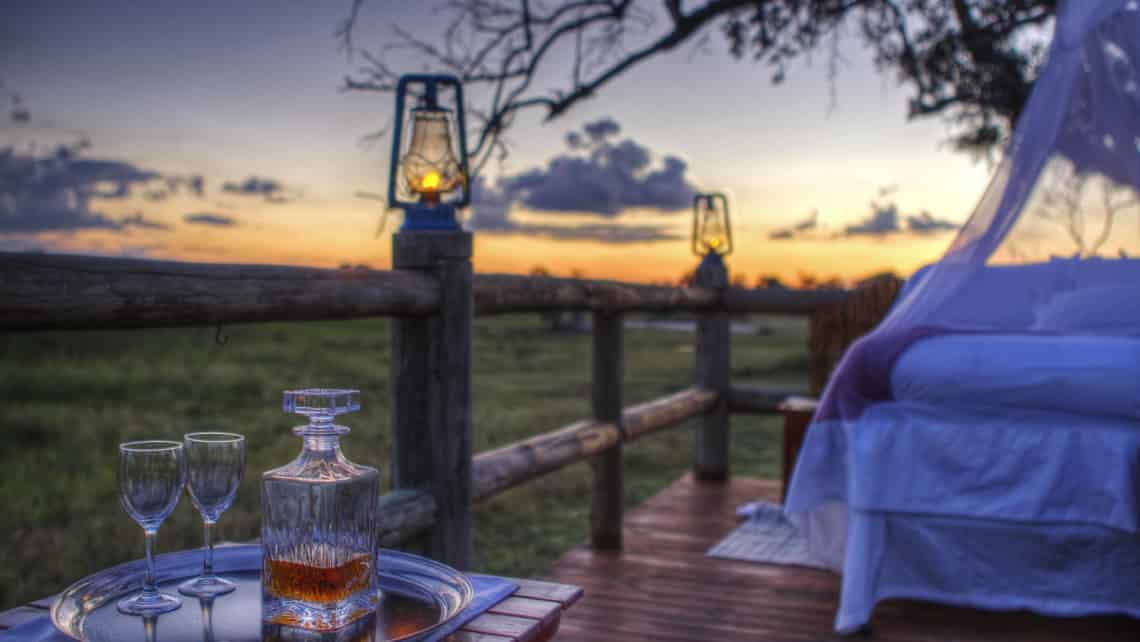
xmin=340 ymin=0 xmax=1057 ymax=172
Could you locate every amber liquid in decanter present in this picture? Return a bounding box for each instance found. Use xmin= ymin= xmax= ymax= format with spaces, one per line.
xmin=264 ymin=553 xmax=373 ymax=604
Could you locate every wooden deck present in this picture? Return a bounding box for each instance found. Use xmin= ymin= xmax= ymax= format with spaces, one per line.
xmin=542 ymin=474 xmax=1140 ymax=642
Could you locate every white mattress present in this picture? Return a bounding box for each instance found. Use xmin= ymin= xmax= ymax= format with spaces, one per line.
xmin=891 ymin=334 xmax=1140 ymax=420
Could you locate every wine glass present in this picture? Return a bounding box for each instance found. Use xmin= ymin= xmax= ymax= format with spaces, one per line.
xmin=117 ymin=440 xmax=187 ymax=616
xmin=178 ymin=432 xmax=245 ymax=597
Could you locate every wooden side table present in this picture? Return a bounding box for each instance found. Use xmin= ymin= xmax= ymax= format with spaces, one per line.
xmin=0 ymin=576 xmax=582 ymax=642
xmin=778 ymin=396 xmax=819 ymax=504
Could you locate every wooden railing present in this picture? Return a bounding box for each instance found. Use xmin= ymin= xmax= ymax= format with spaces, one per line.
xmin=1 ymin=246 xmax=846 ymax=570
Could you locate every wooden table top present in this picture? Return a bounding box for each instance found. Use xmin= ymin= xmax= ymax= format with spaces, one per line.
xmin=0 ymin=576 xmax=582 ymax=642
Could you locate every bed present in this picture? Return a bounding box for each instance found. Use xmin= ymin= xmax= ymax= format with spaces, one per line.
xmin=788 ymin=333 xmax=1140 ymax=632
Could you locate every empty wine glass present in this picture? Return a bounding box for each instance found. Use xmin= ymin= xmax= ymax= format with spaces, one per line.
xmin=178 ymin=432 xmax=245 ymax=597
xmin=117 ymin=440 xmax=187 ymax=616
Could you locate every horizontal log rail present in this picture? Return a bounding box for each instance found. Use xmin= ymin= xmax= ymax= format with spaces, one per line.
xmin=376 ymin=488 xmax=437 ymax=547
xmin=0 ymin=252 xmax=440 ymax=330
xmin=474 ymin=273 xmax=718 ymax=314
xmin=726 ymin=385 xmax=809 ymax=414
xmin=377 ymin=384 xmax=792 ymax=545
xmin=471 ymin=387 xmax=717 ymax=502
xmin=474 ymin=273 xmax=847 ymax=315
xmin=1 ymin=252 xmax=849 ymax=331
xmin=722 ymin=287 xmax=847 ymax=315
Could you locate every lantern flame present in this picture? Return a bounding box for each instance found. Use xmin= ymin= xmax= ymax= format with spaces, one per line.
xmin=421 ymin=171 xmax=442 ymax=191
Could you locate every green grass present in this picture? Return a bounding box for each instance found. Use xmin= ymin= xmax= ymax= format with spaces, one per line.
xmin=0 ymin=314 xmax=807 ymax=610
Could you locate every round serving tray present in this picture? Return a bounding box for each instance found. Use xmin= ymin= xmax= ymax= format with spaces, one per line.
xmin=50 ymin=545 xmax=473 ymax=642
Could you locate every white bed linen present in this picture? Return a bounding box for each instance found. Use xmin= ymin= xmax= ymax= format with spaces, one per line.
xmin=786 ymin=400 xmax=1140 ymax=632
xmin=891 ymin=334 xmax=1140 ymax=421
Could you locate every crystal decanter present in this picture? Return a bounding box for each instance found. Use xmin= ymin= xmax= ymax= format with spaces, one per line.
xmin=261 ymin=389 xmax=380 ymax=631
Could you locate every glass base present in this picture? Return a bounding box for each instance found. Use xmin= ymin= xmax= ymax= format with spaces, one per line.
xmin=263 ymin=610 xmax=377 ymax=642
xmin=116 ymin=590 xmax=182 ymax=616
xmin=263 ymin=590 xmax=381 ymax=632
xmin=178 ymin=574 xmax=237 ymax=597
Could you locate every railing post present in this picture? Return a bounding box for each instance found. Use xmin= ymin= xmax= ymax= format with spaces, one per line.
xmin=693 ymin=253 xmax=730 ymax=481
xmin=390 ymin=230 xmax=473 ymax=569
xmin=591 ymin=310 xmax=623 ymax=549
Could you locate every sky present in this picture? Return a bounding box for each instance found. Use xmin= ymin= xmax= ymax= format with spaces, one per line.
xmin=1 ymin=0 xmax=998 ymax=285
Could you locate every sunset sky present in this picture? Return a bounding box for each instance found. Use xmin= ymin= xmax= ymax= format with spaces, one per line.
xmin=1 ymin=1 xmax=998 ymax=284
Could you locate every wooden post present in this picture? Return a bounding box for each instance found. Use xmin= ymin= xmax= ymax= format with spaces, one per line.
xmin=693 ymin=253 xmax=730 ymax=481
xmin=391 ymin=230 xmax=473 ymax=569
xmin=590 ymin=310 xmax=623 ymax=549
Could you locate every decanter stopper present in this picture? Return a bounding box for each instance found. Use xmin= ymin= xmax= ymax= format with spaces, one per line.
xmin=283 ymin=388 xmax=359 ymax=434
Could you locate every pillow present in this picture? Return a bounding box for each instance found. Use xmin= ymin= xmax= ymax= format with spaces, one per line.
xmin=1032 ymin=285 xmax=1140 ymax=333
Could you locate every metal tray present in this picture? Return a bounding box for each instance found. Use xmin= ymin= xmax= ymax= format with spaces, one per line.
xmin=50 ymin=545 xmax=473 ymax=641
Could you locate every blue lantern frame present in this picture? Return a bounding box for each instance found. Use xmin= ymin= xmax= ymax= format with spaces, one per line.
xmin=388 ymin=74 xmax=471 ymax=231
xmin=691 ymin=192 xmax=733 ymax=257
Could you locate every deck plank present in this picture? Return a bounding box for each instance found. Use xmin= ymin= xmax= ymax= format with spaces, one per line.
xmin=487 ymin=596 xmax=562 ymax=629
xmin=507 ymin=578 xmax=583 ymax=607
xmin=461 ymin=612 xmax=542 ymax=640
xmin=543 ymin=473 xmax=1140 ymax=642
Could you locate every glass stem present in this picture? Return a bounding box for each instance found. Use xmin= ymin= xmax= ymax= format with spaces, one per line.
xmin=143 ymin=529 xmax=158 ymax=598
xmin=202 ymin=519 xmax=215 ymax=577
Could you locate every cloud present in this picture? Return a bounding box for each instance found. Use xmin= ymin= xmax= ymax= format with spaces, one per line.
xmin=583 ymin=117 xmax=620 ymax=142
xmin=119 ymin=212 xmax=171 ymax=230
xmin=465 ymin=118 xmax=695 ymax=244
xmin=767 ymin=191 xmax=960 ymax=241
xmin=844 ymin=203 xmax=960 ymax=237
xmin=769 ymin=210 xmax=819 ymax=240
xmin=468 ymin=176 xmax=678 ymax=243
xmin=183 ymin=212 xmax=238 ymax=227
xmin=906 ymin=211 xmax=959 ymax=233
xmin=61 ymin=158 xmax=160 ymax=198
xmin=471 ymin=117 xmax=696 ymax=235
xmin=145 ymin=174 xmax=206 ymax=201
xmin=468 ymin=176 xmax=513 ymax=230
xmin=844 ymin=203 xmax=901 ymax=237
xmin=0 ymin=143 xmax=171 ymax=233
xmin=221 ymin=175 xmax=293 ymax=203
xmin=501 ymin=140 xmax=694 ymax=216
xmin=186 ymin=175 xmax=205 ymax=197
xmin=9 ymin=94 xmax=30 ymax=126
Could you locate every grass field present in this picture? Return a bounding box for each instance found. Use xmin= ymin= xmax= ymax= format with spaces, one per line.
xmin=0 ymin=314 xmax=808 ymax=610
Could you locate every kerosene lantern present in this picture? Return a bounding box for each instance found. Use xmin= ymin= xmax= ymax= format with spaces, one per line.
xmin=388 ymin=74 xmax=471 ymax=230
xmin=692 ymin=192 xmax=732 ymax=258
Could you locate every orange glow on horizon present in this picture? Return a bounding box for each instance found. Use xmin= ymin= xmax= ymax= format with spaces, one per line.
xmin=25 ymin=218 xmax=952 ymax=287
xmin=19 ymin=171 xmax=972 ymax=287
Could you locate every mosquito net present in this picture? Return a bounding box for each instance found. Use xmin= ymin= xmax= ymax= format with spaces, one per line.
xmin=782 ymin=7 xmax=1140 ymax=630
xmin=814 ymin=0 xmax=1140 ymax=427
